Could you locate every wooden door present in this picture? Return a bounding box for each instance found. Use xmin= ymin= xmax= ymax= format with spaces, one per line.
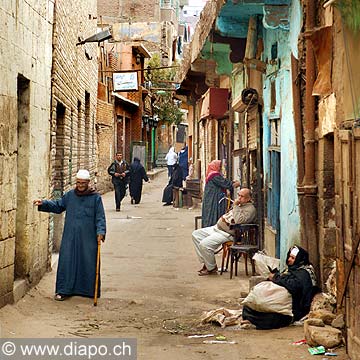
xmin=267 ymin=149 xmax=281 ymax=257
xmin=336 ymin=129 xmax=360 ymax=359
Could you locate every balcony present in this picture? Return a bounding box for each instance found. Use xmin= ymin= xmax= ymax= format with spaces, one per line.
xmin=200 ymin=88 xmax=229 ymax=120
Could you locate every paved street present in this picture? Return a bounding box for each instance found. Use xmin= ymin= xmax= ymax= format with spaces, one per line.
xmin=0 ymin=171 xmax=347 ymax=359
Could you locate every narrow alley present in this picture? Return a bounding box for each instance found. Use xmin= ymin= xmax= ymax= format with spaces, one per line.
xmin=0 ymin=172 xmax=347 ymax=359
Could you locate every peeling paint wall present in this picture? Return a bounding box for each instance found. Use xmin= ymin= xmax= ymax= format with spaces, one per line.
xmin=262 ymin=0 xmax=301 ymax=262
xmin=177 ymin=0 xmax=225 ymax=82
xmin=112 ymin=22 xmax=162 ymax=52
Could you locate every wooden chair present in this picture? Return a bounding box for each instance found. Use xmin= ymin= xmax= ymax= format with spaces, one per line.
xmin=194 ymin=215 xmax=202 ymax=230
xmin=229 ymin=224 xmax=259 ymax=278
xmin=219 ymin=241 xmax=232 ymax=274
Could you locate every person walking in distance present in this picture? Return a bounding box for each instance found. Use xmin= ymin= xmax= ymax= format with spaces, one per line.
xmin=108 ymin=152 xmax=130 ymax=211
xmin=129 ymin=157 xmax=150 ymax=204
xmin=33 ymin=169 xmax=106 ymax=301
xmin=165 ymin=146 xmax=178 ymax=179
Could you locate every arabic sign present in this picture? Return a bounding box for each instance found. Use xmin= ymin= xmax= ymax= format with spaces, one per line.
xmin=113 ymin=72 xmax=138 ymax=91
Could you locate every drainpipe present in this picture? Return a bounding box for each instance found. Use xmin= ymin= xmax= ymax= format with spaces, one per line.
xmin=298 ymin=0 xmax=319 ymax=276
xmin=291 ymin=55 xmax=304 ymax=185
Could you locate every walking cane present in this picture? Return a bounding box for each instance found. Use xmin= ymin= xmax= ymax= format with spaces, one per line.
xmin=94 ymin=239 xmax=101 ymax=306
xmin=226 ymin=189 xmax=232 ymax=211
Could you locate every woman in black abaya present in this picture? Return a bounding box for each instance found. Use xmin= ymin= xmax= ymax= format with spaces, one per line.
xmin=162 ymin=163 xmax=183 ymax=205
xmin=129 ymin=157 xmax=149 ymax=204
xmin=242 ymin=245 xmax=319 ymax=330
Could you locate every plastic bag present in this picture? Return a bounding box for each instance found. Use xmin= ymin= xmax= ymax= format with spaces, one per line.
xmin=242 ymin=281 xmax=293 ymax=316
xmin=252 ymin=251 xmax=280 ymax=277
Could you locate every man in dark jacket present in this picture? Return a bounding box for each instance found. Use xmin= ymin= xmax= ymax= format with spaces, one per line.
xmin=107 ymin=152 xmax=129 ymax=211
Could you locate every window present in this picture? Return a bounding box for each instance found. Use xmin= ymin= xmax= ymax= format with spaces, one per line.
xmin=270 ymin=117 xmax=280 ymax=147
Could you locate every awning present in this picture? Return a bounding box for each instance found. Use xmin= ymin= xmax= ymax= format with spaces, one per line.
xmin=133 ymin=44 xmax=151 ymax=58
xmin=112 ymin=92 xmax=139 ymax=108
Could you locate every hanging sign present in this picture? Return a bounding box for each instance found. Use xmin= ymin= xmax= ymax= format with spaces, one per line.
xmin=113 ymin=72 xmax=138 ymax=91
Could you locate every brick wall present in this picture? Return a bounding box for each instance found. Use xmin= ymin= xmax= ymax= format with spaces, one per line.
xmin=49 ymin=0 xmax=98 ymax=250
xmin=96 ymin=99 xmax=114 ymax=193
xmin=0 ymin=0 xmax=54 ymax=307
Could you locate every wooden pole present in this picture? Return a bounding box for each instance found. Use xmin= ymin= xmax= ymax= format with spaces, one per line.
xmin=94 ymin=241 xmax=101 ymax=306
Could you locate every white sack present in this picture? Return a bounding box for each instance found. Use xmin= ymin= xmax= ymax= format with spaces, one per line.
xmin=252 ymin=251 xmax=280 ymax=277
xmin=242 ymin=281 xmax=293 ymax=316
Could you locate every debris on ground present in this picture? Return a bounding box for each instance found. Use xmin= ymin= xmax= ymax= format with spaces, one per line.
xmin=291 ymin=339 xmax=307 ymax=345
xmin=308 ymin=345 xmax=326 ymax=355
xmin=203 ymin=340 xmax=236 ymax=344
xmin=187 ymin=334 xmax=214 ymax=339
xmin=201 ymin=308 xmax=242 ymax=328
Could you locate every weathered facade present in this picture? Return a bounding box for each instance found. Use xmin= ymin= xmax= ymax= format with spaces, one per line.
xmin=96 ymin=0 xmax=183 ymax=190
xmin=98 ymin=0 xmax=180 ymax=65
xmin=0 ymin=0 xmax=54 ymax=307
xmin=262 ymin=1 xmax=302 ymax=261
xmin=49 ymin=0 xmax=98 ymax=251
xmin=331 ymin=5 xmax=360 ymax=359
xmin=96 ymin=63 xmax=115 ymax=193
xmin=96 ymin=40 xmax=152 ymax=197
xmin=177 ymin=0 xmax=360 ymax=358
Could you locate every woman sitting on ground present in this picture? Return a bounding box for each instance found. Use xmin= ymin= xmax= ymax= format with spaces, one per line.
xmin=242 ymin=245 xmax=319 ymax=330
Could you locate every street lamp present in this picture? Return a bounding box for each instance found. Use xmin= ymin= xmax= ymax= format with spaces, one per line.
xmin=142 ymin=115 xmax=149 ymax=128
xmin=148 ymin=116 xmax=154 ymax=128
xmin=153 ymin=115 xmax=159 ymax=128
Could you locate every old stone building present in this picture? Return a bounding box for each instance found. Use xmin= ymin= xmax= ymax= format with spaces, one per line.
xmin=95 ymin=0 xmax=184 ymax=193
xmin=0 ymin=0 xmax=99 ymax=308
xmin=0 ymin=0 xmax=54 ymax=307
xmin=49 ymin=0 xmax=98 ymax=251
xmin=98 ymin=0 xmax=180 ymax=64
xmin=96 ymin=40 xmax=151 ymax=194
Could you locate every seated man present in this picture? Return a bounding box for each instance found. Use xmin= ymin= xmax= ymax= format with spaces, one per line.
xmin=192 ymin=188 xmax=256 ymax=276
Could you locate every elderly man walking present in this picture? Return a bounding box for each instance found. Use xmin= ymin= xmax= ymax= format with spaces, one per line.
xmin=192 ymin=188 xmax=256 ymax=276
xmin=33 ymin=169 xmax=106 ymax=301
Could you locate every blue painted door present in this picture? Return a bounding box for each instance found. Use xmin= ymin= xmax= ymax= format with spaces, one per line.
xmin=267 ymin=150 xmax=281 ymax=257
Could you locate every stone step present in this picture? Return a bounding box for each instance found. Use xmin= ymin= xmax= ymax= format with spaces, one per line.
xmin=156 ymin=152 xmax=168 ymax=167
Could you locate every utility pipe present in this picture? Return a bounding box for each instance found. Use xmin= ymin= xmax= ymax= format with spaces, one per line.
xmin=291 ymin=55 xmax=305 ymax=187
xmin=304 ymin=0 xmax=316 ymax=187
xmin=299 ymin=0 xmax=319 ymax=277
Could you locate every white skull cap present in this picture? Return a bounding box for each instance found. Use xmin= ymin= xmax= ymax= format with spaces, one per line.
xmin=290 ymin=246 xmax=299 ymax=257
xmin=76 ymin=169 xmax=90 ymax=180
